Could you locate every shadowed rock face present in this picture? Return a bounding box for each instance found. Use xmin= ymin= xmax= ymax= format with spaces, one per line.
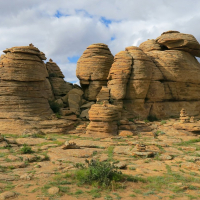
xmin=76 ymin=43 xmax=114 ymax=100
xmin=77 ymin=31 xmax=200 ymax=120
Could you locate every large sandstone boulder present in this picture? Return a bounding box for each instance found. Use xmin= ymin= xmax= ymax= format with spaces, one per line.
xmin=76 ymin=43 xmax=114 ymax=100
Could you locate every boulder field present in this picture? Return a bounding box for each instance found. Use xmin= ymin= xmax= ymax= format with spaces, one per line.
xmin=1 ymin=30 xmax=200 ymax=136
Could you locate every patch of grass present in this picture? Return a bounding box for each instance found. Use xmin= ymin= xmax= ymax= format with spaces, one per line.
xmin=73 ymin=159 xmax=145 ymax=189
xmin=160 ymin=120 xmax=167 ymax=125
xmin=129 ymin=167 xmax=136 ymax=170
xmin=176 ymin=138 xmax=200 ymax=146
xmin=74 ymin=189 xmax=84 ymax=195
xmin=107 ymin=146 xmax=114 ymax=161
xmin=87 ymin=188 xmax=102 ymax=198
xmin=74 ymin=159 xmax=123 ymax=188
xmin=20 ymin=144 xmax=34 ymax=154
xmin=133 ymin=189 xmax=142 ymax=194
xmin=144 ymin=119 xmax=150 ymax=123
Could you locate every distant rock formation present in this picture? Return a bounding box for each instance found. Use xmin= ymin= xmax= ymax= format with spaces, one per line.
xmin=77 ymin=31 xmax=200 ymax=121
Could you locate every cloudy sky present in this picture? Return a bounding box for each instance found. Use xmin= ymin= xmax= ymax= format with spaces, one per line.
xmin=0 ymin=0 xmax=200 ymax=84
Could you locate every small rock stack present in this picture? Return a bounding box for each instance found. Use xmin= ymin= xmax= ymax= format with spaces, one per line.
xmin=86 ymin=102 xmax=119 ymax=137
xmin=76 ymin=43 xmax=114 ymax=100
xmin=180 ymin=108 xmax=189 ymax=123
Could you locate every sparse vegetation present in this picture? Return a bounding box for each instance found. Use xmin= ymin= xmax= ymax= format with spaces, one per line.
xmin=160 ymin=120 xmax=167 ymax=125
xmin=147 ymin=115 xmax=158 ymax=122
xmin=49 ymin=100 xmax=61 ymax=113
xmin=73 ymin=159 xmax=123 ymax=187
xmin=20 ymin=144 xmax=33 ymax=154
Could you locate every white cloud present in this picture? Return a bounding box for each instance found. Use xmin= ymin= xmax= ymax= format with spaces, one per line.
xmin=0 ymin=0 xmax=200 ymax=83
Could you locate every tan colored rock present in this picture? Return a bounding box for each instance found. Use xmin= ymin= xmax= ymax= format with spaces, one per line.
xmin=86 ymin=103 xmax=119 ymax=136
xmin=96 ymin=86 xmax=110 ymax=102
xmin=80 ymin=109 xmax=89 ymax=119
xmin=107 ymin=51 xmax=132 ymax=100
xmin=139 ymin=39 xmax=162 ymax=52
xmin=77 ymin=43 xmax=113 ymax=100
xmin=0 ymin=45 xmax=77 ymax=134
xmin=88 ymin=104 xmax=119 ymax=122
xmin=118 ymin=130 xmax=134 ymax=137
xmin=0 ymin=191 xmax=16 ymax=200
xmin=156 ymin=30 xmax=200 ymax=57
xmin=48 ymin=187 xmax=60 ymax=195
xmin=46 ymin=59 xmax=64 ymax=78
xmin=49 ymin=77 xmax=73 ymax=98
xmin=77 ymin=43 xmax=114 ymax=80
xmin=68 ymin=88 xmax=83 ymax=114
xmin=82 ymin=80 xmax=107 ymax=101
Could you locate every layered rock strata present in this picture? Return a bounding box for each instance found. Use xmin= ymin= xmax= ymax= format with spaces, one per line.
xmin=77 ymin=31 xmax=200 ymax=119
xmin=76 ymin=43 xmax=114 ymax=100
xmin=46 ymin=59 xmax=73 ymax=99
xmin=0 ymin=45 xmax=74 ymax=134
xmin=86 ymin=103 xmax=119 ymax=137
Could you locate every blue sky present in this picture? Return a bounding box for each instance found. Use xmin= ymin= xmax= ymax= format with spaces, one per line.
xmin=0 ymin=0 xmax=200 ymax=83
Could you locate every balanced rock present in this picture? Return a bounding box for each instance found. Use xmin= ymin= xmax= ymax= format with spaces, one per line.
xmin=156 ymin=30 xmax=200 ymax=57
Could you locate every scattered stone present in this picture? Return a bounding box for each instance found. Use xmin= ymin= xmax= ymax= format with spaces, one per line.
xmin=0 ymin=191 xmax=16 ymax=200
xmin=48 ymin=187 xmax=59 ymax=195
xmin=61 ymin=141 xmax=80 ymax=149
xmin=20 ymin=173 xmax=33 ymax=180
xmin=114 ymin=161 xmax=127 ymax=169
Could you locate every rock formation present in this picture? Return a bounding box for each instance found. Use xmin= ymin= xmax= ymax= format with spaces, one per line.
xmin=46 ymin=59 xmax=73 ymax=100
xmin=77 ymin=30 xmax=200 ymax=122
xmin=0 ymin=45 xmax=75 ymax=134
xmin=86 ymin=102 xmax=119 ymax=137
xmin=76 ymin=43 xmax=114 ymax=100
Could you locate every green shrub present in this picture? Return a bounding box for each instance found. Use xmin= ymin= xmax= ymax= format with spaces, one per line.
xmin=49 ymin=101 xmax=61 ymax=113
xmin=74 ymin=159 xmax=123 ymax=187
xmin=147 ymin=115 xmax=158 ymax=122
xmin=160 ymin=120 xmax=166 ymax=125
xmin=20 ymin=144 xmax=33 ymax=154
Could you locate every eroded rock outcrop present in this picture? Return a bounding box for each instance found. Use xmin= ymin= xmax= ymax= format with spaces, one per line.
xmin=86 ymin=103 xmax=119 ymax=137
xmin=76 ymin=43 xmax=114 ymax=100
xmin=0 ymin=45 xmax=74 ymax=134
xmin=77 ymin=31 xmax=200 ymax=121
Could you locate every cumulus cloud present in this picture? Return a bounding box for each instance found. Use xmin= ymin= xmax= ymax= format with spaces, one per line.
xmin=0 ymin=0 xmax=200 ymax=83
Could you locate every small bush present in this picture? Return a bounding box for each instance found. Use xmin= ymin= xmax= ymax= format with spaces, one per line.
xmin=160 ymin=120 xmax=166 ymax=125
xmin=49 ymin=101 xmax=61 ymax=113
xmin=147 ymin=115 xmax=158 ymax=122
xmin=74 ymin=159 xmax=123 ymax=187
xmin=49 ymin=73 xmax=58 ymax=77
xmin=20 ymin=144 xmax=33 ymax=154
